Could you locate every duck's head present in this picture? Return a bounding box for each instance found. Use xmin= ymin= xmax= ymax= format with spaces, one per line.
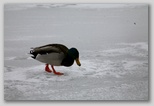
xmin=68 ymin=48 xmax=81 ymax=66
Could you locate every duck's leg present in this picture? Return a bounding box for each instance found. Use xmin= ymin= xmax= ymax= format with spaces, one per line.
xmin=51 ymin=65 xmax=64 ymax=75
xmin=45 ymin=64 xmax=52 ymax=73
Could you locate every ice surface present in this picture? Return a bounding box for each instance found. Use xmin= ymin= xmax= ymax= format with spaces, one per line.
xmin=4 ymin=3 xmax=147 ymax=11
xmin=4 ymin=4 xmax=148 ymax=100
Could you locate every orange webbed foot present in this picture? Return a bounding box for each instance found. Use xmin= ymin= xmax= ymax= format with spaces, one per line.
xmin=45 ymin=64 xmax=52 ymax=73
xmin=51 ymin=65 xmax=64 ymax=75
xmin=53 ymin=72 xmax=64 ymax=75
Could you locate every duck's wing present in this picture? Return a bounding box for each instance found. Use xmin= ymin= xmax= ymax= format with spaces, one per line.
xmin=30 ymin=44 xmax=68 ymax=58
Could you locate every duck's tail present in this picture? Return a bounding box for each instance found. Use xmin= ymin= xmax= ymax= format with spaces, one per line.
xmin=30 ymin=49 xmax=37 ymax=59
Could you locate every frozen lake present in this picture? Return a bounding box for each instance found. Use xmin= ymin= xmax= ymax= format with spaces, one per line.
xmin=4 ymin=4 xmax=148 ymax=100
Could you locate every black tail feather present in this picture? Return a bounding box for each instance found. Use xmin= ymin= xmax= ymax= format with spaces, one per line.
xmin=30 ymin=50 xmax=37 ymax=59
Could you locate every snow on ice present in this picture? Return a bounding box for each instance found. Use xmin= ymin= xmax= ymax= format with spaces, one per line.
xmin=4 ymin=4 xmax=148 ymax=100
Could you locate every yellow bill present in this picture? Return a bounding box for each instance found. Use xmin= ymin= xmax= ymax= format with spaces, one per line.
xmin=75 ymin=58 xmax=81 ymax=66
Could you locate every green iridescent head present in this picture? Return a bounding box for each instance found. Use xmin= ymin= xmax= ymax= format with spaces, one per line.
xmin=68 ymin=48 xmax=81 ymax=66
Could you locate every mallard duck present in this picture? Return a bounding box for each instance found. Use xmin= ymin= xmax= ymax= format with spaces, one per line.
xmin=30 ymin=44 xmax=81 ymax=75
